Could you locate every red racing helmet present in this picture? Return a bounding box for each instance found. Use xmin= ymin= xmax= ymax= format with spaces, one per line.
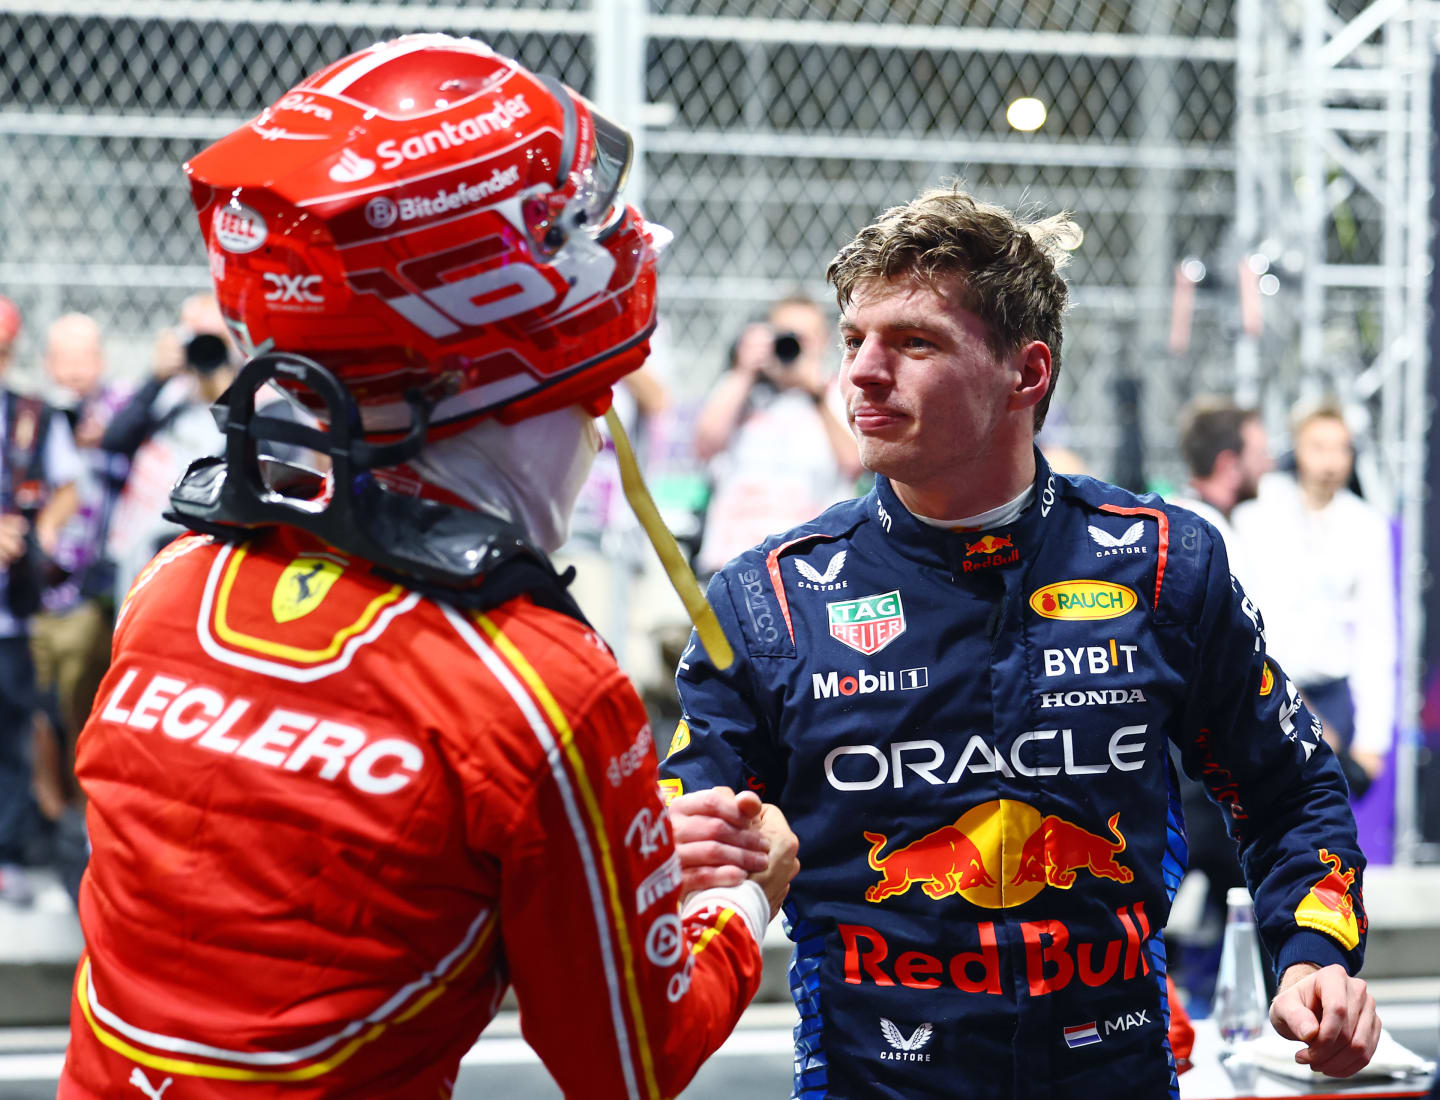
xmin=185 ymin=33 xmax=664 ymax=435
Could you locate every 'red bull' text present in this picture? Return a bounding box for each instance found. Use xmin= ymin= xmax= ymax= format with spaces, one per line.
xmin=841 ymin=904 xmax=1153 ymax=997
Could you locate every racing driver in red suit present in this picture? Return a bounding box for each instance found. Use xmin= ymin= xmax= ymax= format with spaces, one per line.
xmin=59 ymin=34 xmax=797 ymax=1100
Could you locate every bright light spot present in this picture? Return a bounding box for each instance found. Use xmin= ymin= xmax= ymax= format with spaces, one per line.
xmin=1006 ymin=97 xmax=1047 ymax=132
xmin=1180 ymin=257 xmax=1207 ymax=284
xmin=399 ymin=97 xmax=415 ymax=111
xmin=1247 ymin=253 xmax=1271 ymax=275
xmin=1258 ymin=273 xmax=1280 ymax=296
xmin=435 ymin=98 xmax=450 ymax=109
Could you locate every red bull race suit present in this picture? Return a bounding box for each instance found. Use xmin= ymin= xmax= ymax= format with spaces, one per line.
xmin=661 ymin=452 xmax=1367 ymax=1100
xmin=61 ymin=526 xmax=765 ymax=1100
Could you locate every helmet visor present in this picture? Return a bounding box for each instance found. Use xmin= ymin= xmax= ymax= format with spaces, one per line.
xmin=575 ymin=99 xmax=634 ymax=235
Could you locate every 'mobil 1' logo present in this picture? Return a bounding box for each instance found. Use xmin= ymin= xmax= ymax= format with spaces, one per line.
xmin=1029 ymin=580 xmax=1138 ymax=621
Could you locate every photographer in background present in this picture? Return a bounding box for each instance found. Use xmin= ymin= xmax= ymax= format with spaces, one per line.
xmin=0 ymin=295 xmax=81 ymax=908
xmin=694 ymin=294 xmax=861 ymax=574
xmin=103 ymin=293 xmax=236 ymax=603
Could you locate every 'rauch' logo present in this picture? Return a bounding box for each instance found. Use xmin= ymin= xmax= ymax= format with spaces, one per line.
xmin=1028 ymin=581 xmax=1138 ymax=621
xmin=827 ymin=590 xmax=905 ymax=655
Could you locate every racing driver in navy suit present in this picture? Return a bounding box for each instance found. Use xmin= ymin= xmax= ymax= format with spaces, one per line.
xmin=660 ymin=186 xmax=1380 ymax=1099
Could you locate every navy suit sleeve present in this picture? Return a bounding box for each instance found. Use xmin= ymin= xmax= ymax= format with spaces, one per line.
xmin=659 ymin=570 xmax=785 ymax=801
xmin=1175 ymin=527 xmax=1366 ymax=978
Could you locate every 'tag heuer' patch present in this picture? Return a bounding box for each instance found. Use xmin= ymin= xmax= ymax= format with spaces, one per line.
xmin=827 ymin=590 xmax=906 ymax=655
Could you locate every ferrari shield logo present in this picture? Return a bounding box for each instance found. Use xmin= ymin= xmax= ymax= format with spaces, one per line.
xmin=272 ymin=555 xmax=344 ymax=624
xmin=828 ymin=590 xmax=905 ymax=655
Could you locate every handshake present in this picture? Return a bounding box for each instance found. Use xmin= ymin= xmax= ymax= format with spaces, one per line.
xmin=668 ymin=787 xmax=801 ymax=920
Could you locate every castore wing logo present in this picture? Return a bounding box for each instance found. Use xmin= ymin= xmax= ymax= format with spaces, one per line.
xmin=881 ymin=1018 xmax=933 ymax=1052
xmin=1088 ymin=521 xmax=1144 ymax=549
xmin=796 ymin=551 xmax=847 ymax=585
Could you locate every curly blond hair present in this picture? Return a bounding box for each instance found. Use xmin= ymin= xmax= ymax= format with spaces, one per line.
xmin=826 ymin=185 xmax=1081 ymax=429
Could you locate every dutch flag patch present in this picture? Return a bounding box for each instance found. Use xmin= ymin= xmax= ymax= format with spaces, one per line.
xmin=1063 ymin=1022 xmax=1101 ymax=1048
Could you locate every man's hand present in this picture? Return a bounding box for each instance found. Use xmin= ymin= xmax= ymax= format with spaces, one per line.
xmin=750 ymin=802 xmax=800 ymax=919
xmin=669 ymin=786 xmax=769 ymax=895
xmin=0 ymin=514 xmax=28 ymax=566
xmin=732 ymin=324 xmax=774 ymax=381
xmin=151 ymin=328 xmax=185 ymax=380
xmin=1270 ymin=962 xmax=1380 ymax=1077
xmin=1350 ymin=749 xmax=1384 ymax=780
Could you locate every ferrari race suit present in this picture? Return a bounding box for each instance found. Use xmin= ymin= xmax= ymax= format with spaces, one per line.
xmin=661 ymin=451 xmax=1367 ymax=1100
xmin=61 ymin=525 xmax=765 ymax=1100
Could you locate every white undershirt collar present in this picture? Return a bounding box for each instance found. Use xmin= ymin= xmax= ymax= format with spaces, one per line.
xmin=910 ymin=483 xmax=1036 ymax=531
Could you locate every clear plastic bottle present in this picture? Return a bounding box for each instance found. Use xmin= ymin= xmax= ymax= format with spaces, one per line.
xmin=1213 ymin=886 xmax=1267 ymax=1046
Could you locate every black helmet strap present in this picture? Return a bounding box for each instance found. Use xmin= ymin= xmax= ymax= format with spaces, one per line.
xmin=164 ymin=352 xmax=585 ymax=620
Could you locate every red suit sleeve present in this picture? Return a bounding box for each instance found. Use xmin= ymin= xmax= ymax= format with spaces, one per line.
xmin=497 ymin=668 xmax=764 ymax=1100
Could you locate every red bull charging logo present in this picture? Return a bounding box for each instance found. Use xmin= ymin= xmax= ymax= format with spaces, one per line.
xmin=1294 ymin=848 xmax=1362 ymax=950
xmin=960 ymin=535 xmax=1020 ymax=573
xmin=965 ymin=535 xmax=1013 ymax=556
xmin=864 ymin=799 xmax=1133 ymax=909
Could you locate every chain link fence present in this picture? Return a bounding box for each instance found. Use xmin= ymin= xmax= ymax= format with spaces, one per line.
xmin=0 ymin=0 xmax=1264 ymax=486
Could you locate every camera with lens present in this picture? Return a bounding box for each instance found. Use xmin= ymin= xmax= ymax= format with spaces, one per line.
xmin=772 ymin=331 xmax=802 ymax=366
xmin=183 ymin=331 xmax=231 ymax=375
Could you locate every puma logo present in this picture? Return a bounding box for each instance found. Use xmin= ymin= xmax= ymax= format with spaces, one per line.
xmin=129 ymin=1067 xmax=174 ymax=1099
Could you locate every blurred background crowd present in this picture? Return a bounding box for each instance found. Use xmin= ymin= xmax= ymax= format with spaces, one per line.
xmin=1 ymin=0 xmax=1439 ymax=1066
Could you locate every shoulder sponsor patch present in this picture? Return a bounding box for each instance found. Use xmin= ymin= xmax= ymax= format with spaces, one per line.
xmin=1294 ymin=848 xmax=1363 ymax=950
xmin=272 ymin=554 xmax=345 ymax=623
xmin=827 ymin=590 xmax=906 ymax=655
xmin=1088 ymin=521 xmax=1148 ymax=556
xmin=1028 ymin=581 xmax=1138 ymax=621
xmin=657 ymin=778 xmax=684 ymax=806
xmin=734 ymin=566 xmax=782 ymax=647
xmin=795 ymin=550 xmax=848 ymax=591
xmin=667 ymin=720 xmax=690 ymax=758
xmin=202 ymin=543 xmax=416 ymax=680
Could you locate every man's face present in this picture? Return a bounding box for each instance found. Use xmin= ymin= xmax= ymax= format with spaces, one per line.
xmin=1293 ymin=416 xmax=1352 ymax=498
xmin=47 ymin=330 xmax=104 ymax=397
xmin=839 ymin=275 xmax=1014 ymax=489
xmin=1235 ymin=416 xmax=1272 ymax=503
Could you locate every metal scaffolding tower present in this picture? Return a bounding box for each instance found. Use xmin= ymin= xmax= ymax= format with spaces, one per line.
xmin=1235 ymin=0 xmax=1433 ymax=862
